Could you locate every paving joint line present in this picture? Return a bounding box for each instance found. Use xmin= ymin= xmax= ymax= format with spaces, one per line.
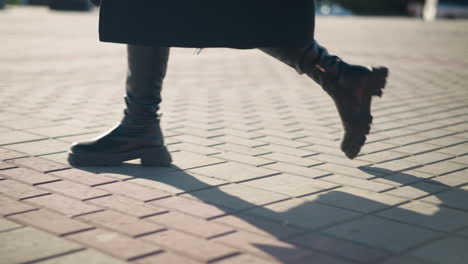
xmin=22 ymin=248 xmax=87 ymax=264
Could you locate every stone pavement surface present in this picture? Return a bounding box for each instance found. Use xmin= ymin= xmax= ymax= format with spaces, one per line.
xmin=1 ymin=6 xmax=468 ymax=264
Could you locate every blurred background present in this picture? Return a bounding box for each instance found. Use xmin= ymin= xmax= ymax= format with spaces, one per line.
xmin=1 ymin=0 xmax=468 ymax=20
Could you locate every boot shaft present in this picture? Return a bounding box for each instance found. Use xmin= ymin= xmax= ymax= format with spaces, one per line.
xmin=125 ymin=45 xmax=170 ymax=121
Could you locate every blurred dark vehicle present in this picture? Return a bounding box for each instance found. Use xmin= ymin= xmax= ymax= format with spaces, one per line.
xmin=28 ymin=0 xmax=49 ymax=4
xmin=0 ymin=0 xmax=5 ymax=9
xmin=316 ymin=1 xmax=353 ymax=16
xmin=331 ymin=0 xmax=413 ymax=15
xmin=48 ymin=0 xmax=94 ymax=11
xmin=3 ymin=0 xmax=94 ymax=10
xmin=409 ymin=0 xmax=468 ymax=18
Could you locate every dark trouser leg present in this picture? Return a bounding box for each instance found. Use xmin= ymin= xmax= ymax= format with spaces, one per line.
xmin=68 ymin=45 xmax=172 ymax=167
xmin=259 ymin=42 xmax=389 ymax=159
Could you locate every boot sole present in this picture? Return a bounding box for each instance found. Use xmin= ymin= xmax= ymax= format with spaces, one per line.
xmin=342 ymin=66 xmax=389 ymax=159
xmin=68 ymin=145 xmax=172 ymax=167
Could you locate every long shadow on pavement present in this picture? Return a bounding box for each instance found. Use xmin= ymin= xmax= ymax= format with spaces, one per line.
xmin=81 ymin=164 xmax=468 ymax=264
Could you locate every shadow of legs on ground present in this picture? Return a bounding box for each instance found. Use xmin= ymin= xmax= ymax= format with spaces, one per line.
xmin=79 ymin=164 xmax=468 ymax=263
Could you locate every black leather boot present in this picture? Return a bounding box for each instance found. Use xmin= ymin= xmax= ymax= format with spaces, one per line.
xmin=260 ymin=41 xmax=388 ymax=159
xmin=68 ymin=45 xmax=172 ymax=166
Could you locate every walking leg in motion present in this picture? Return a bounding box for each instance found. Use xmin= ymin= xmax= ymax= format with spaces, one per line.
xmin=260 ymin=41 xmax=388 ymax=159
xmin=68 ymin=45 xmax=172 ymax=166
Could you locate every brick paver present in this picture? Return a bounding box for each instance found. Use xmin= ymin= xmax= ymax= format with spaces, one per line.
xmin=1 ymin=6 xmax=468 ymax=264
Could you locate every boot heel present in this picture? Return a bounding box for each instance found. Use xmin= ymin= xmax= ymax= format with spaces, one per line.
xmin=140 ymin=146 xmax=172 ymax=167
xmin=370 ymin=67 xmax=389 ymax=97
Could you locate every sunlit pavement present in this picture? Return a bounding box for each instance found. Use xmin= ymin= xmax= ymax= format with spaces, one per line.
xmin=1 ymin=6 xmax=468 ymax=264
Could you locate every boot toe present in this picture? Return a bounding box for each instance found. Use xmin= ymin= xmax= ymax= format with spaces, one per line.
xmin=70 ymin=141 xmax=96 ymax=154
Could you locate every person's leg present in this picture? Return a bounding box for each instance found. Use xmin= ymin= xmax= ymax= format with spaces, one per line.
xmin=68 ymin=45 xmax=172 ymax=166
xmin=260 ymin=42 xmax=388 ymax=159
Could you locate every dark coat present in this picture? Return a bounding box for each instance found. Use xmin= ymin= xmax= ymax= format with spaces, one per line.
xmin=98 ymin=0 xmax=315 ymax=49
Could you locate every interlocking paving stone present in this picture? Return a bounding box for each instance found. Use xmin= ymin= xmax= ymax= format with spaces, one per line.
xmin=403 ymin=152 xmax=454 ymax=165
xmin=213 ymin=142 xmax=271 ymax=156
xmin=450 ymin=155 xmax=468 ymax=165
xmin=168 ymin=142 xmax=222 ymax=155
xmin=2 ymin=118 xmax=57 ymax=130
xmin=257 ymin=152 xmax=323 ymax=167
xmin=0 ymin=195 xmax=37 ymax=216
xmin=0 ymin=130 xmax=45 ymax=146
xmin=0 ymin=227 xmax=83 ymax=264
xmin=182 ymin=184 xmax=288 ymax=211
xmin=427 ymin=170 xmax=468 ymax=187
xmin=140 ymin=230 xmax=238 ymax=263
xmin=304 ymin=186 xmax=406 ymax=213
xmin=421 ymin=185 xmax=468 ymax=211
xmin=39 ymin=152 xmax=70 ymax=165
xmin=4 ymin=139 xmax=70 ymax=156
xmin=263 ymin=162 xmax=331 ymax=178
xmin=437 ymin=143 xmax=468 ymax=155
xmin=37 ymin=249 xmax=128 ymax=264
xmin=213 ymin=231 xmax=311 ymax=262
xmin=8 ymin=209 xmax=92 ymax=236
xmin=88 ymin=195 xmax=168 ymax=218
xmin=212 ymin=135 xmax=267 ymax=148
xmin=172 ymin=134 xmax=221 ymax=147
xmin=150 ymin=196 xmax=232 ymax=219
xmin=314 ymin=163 xmax=385 ymax=179
xmin=378 ymin=200 xmax=468 ymax=232
xmin=96 ymin=181 xmax=170 ymax=202
xmin=213 ymin=254 xmax=280 ymax=264
xmin=133 ymin=252 xmax=202 ymax=264
xmin=49 ymin=168 xmax=117 ymax=187
xmin=0 ymin=161 xmax=17 ymax=170
xmin=240 ymin=174 xmax=337 ymax=197
xmin=0 ymin=167 xmax=60 ymax=185
xmin=292 ymin=252 xmax=357 ymax=264
xmin=188 ymin=161 xmax=279 ymax=182
xmin=458 ymin=227 xmax=468 ymax=237
xmin=358 ymin=150 xmax=410 ymax=163
xmin=213 ymin=151 xmax=274 ymax=167
xmin=321 ymin=174 xmax=394 ymax=193
xmin=213 ymin=215 xmax=304 ymax=239
xmin=242 ymin=198 xmax=360 ymax=230
xmin=425 ymin=135 xmax=467 ymax=146
xmin=371 ymin=170 xmax=434 ymax=187
xmin=40 ymin=180 xmax=110 ymax=201
xmin=415 ymin=161 xmax=467 ymax=176
xmin=68 ymin=229 xmax=162 ymax=261
xmin=287 ymin=232 xmax=391 ymax=264
xmin=0 ymin=179 xmax=50 ymax=200
xmin=372 ymin=159 xmax=422 ymax=172
xmin=146 ymin=211 xmax=234 ymax=238
xmin=393 ymin=143 xmax=443 ymax=155
xmin=382 ymin=255 xmax=439 ymax=264
xmin=323 ymin=215 xmax=442 ymax=253
xmin=6 ymin=156 xmax=70 ymax=172
xmin=171 ymin=150 xmax=226 ymax=170
xmin=27 ymin=193 xmax=102 ymax=217
xmin=309 ymin=154 xmax=371 ymax=168
xmin=408 ymin=237 xmax=468 ymax=264
xmin=128 ymin=171 xmax=226 ymax=195
xmin=2 ymin=148 xmax=36 ymax=163
xmin=259 ymin=144 xmax=316 ymax=157
xmin=383 ymin=181 xmax=449 ymax=200
xmin=0 ymin=218 xmax=22 ymax=232
xmin=26 ymin=124 xmax=97 ymax=138
xmin=77 ymin=210 xmax=166 ymax=237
